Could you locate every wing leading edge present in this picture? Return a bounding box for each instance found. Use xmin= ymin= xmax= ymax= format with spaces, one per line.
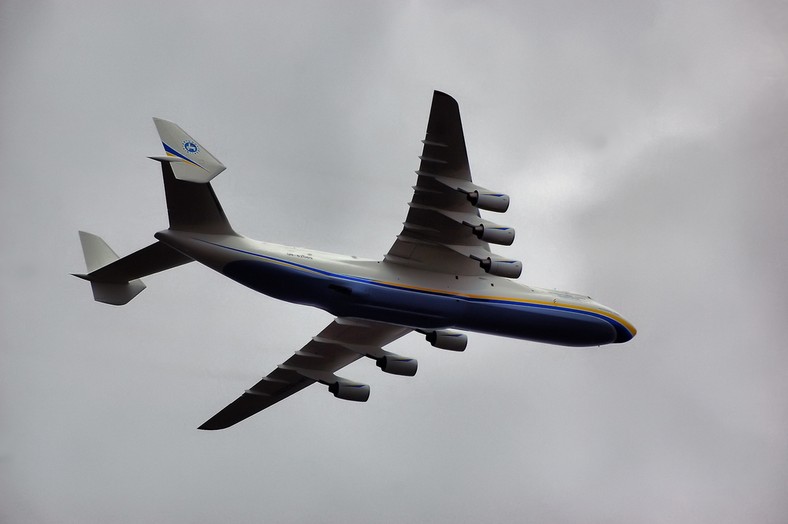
xmin=199 ymin=318 xmax=411 ymax=430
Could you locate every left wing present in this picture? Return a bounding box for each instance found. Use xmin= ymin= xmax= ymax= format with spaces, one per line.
xmin=199 ymin=318 xmax=412 ymax=430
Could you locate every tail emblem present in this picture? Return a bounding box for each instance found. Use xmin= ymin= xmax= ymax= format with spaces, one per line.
xmin=153 ymin=117 xmax=226 ymax=183
xmin=183 ymin=141 xmax=199 ymax=154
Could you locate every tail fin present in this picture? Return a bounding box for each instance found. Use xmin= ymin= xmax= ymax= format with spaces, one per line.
xmin=75 ymin=231 xmax=192 ymax=305
xmin=76 ymin=232 xmax=146 ymax=305
xmin=150 ymin=118 xmax=236 ymax=235
xmin=151 ymin=118 xmax=225 ymax=183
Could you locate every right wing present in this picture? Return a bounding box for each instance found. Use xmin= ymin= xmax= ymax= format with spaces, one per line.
xmin=385 ymin=91 xmax=515 ymax=276
xmin=199 ymin=318 xmax=412 ymax=430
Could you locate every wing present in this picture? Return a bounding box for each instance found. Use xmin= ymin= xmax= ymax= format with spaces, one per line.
xmin=199 ymin=318 xmax=412 ymax=430
xmin=385 ymin=91 xmax=514 ymax=275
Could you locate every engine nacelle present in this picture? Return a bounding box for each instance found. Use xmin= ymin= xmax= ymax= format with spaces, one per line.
xmin=470 ymin=224 xmax=515 ymax=246
xmin=328 ymin=381 xmax=370 ymax=402
xmin=376 ymin=355 xmax=418 ymax=376
xmin=426 ymin=330 xmax=468 ymax=352
xmin=467 ymin=191 xmax=510 ymax=213
xmin=480 ymin=257 xmax=522 ymax=279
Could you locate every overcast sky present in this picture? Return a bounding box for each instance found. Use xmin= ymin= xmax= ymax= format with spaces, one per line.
xmin=2 ymin=1 xmax=787 ymax=522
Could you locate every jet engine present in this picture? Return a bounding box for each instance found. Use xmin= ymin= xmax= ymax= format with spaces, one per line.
xmin=467 ymin=190 xmax=510 ymax=213
xmin=468 ymin=223 xmax=515 ymax=246
xmin=376 ymin=355 xmax=418 ymax=376
xmin=425 ymin=330 xmax=468 ymax=351
xmin=479 ymin=257 xmax=522 ymax=279
xmin=328 ymin=381 xmax=370 ymax=402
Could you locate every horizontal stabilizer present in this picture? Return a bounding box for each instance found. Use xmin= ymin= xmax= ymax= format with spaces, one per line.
xmin=153 ymin=118 xmax=225 ymax=183
xmin=75 ymin=232 xmax=193 ymax=305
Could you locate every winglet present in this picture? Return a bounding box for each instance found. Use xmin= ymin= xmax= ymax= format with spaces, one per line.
xmin=152 ymin=118 xmax=226 ymax=183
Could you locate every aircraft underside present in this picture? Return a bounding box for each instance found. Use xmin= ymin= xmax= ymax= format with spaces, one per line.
xmin=155 ymin=230 xmax=630 ymax=347
xmin=224 ymin=256 xmax=625 ymax=346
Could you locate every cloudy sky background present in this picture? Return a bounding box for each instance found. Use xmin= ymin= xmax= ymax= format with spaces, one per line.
xmin=2 ymin=1 xmax=787 ymax=522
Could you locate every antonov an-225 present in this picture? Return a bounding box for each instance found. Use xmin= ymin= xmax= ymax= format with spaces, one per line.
xmin=75 ymin=91 xmax=636 ymax=430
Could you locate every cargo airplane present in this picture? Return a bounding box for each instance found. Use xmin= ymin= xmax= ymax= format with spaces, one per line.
xmin=75 ymin=91 xmax=636 ymax=429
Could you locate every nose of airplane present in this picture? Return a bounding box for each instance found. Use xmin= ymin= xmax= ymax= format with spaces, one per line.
xmin=590 ymin=300 xmax=636 ymax=344
xmin=614 ymin=322 xmax=636 ymax=343
xmin=609 ymin=313 xmax=637 ymax=343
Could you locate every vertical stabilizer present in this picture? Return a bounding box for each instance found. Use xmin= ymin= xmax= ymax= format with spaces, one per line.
xmin=77 ymin=232 xmax=146 ymax=305
xmin=155 ymin=160 xmax=236 ymax=234
xmin=149 ymin=118 xmax=236 ymax=234
xmin=79 ymin=231 xmax=123 ymax=273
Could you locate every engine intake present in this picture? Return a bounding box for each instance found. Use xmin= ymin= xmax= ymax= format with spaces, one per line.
xmin=426 ymin=330 xmax=467 ymax=351
xmin=467 ymin=190 xmax=510 ymax=213
xmin=376 ymin=356 xmax=418 ymax=376
xmin=328 ymin=381 xmax=370 ymax=402
xmin=480 ymin=257 xmax=522 ymax=278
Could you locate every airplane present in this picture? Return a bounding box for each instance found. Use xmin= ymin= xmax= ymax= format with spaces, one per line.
xmin=74 ymin=91 xmax=636 ymax=430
